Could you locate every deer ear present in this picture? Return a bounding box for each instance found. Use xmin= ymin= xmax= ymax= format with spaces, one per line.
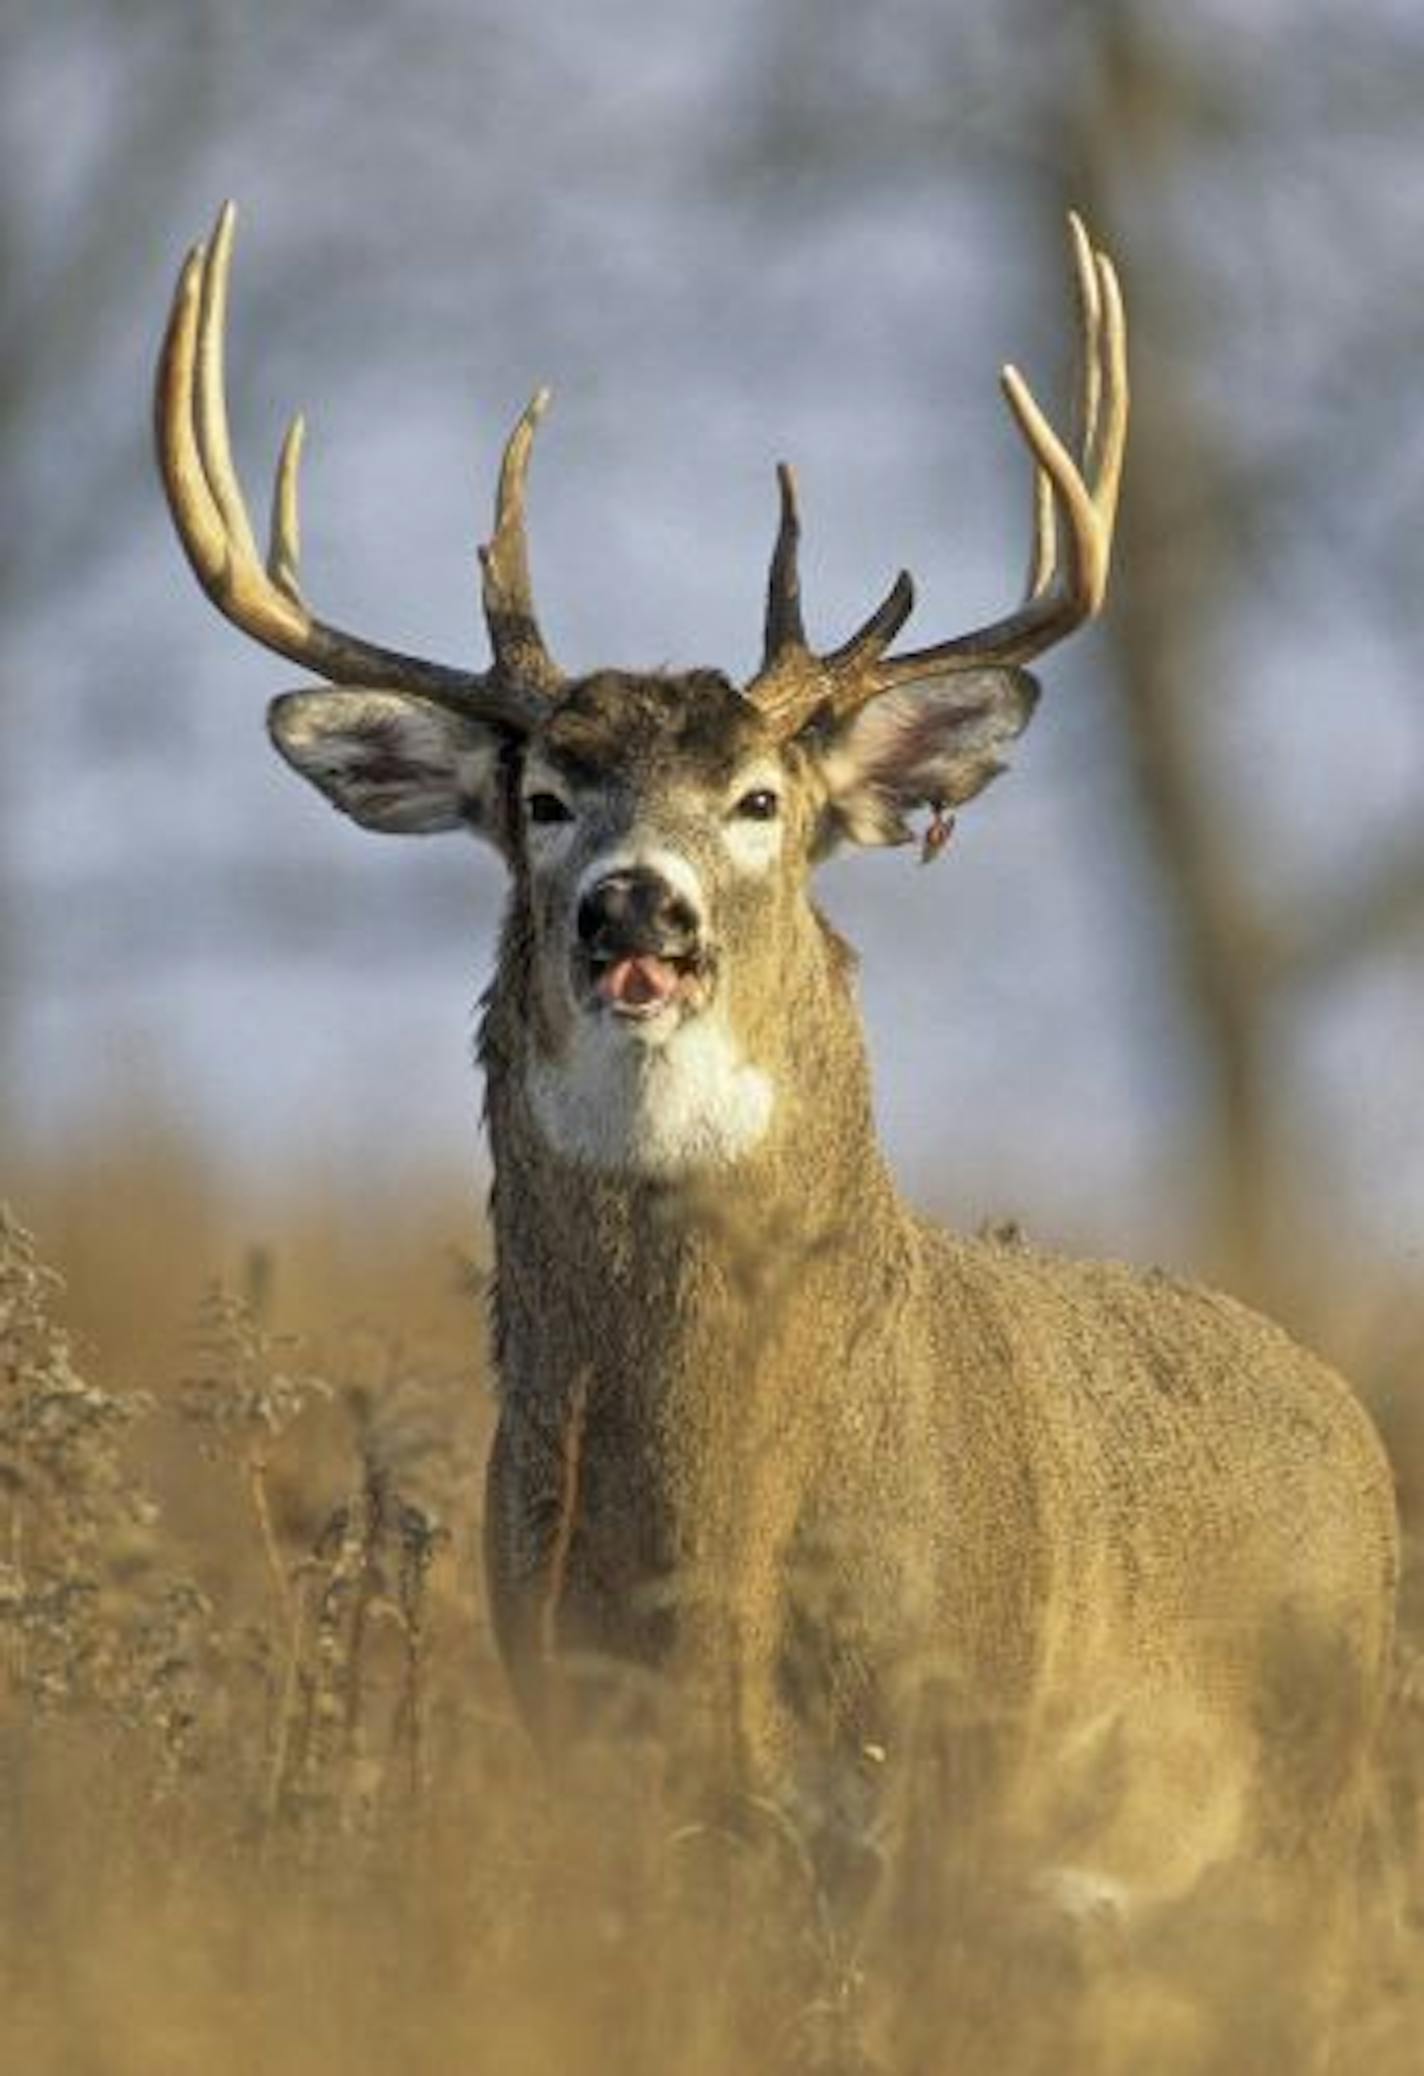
xmin=816 ymin=667 xmax=1040 ymax=850
xmin=267 ymin=689 xmax=512 ymax=846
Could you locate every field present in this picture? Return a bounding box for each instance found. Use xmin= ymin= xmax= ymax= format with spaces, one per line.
xmin=3 ymin=1127 xmax=1421 ymax=2075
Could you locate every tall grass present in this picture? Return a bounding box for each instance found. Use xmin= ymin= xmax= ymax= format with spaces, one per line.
xmin=2 ymin=1134 xmax=1420 ymax=2074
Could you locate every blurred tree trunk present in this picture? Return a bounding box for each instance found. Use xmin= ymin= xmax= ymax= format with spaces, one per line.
xmin=1059 ymin=4 xmax=1424 ymax=1304
xmin=1054 ymin=9 xmax=1279 ymax=1296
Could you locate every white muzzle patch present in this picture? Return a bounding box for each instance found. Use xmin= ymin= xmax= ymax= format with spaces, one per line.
xmin=527 ymin=1008 xmax=775 ymax=1173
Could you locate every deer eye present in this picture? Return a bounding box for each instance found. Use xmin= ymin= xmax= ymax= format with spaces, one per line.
xmin=525 ymin=791 xmax=574 ymax=826
xmin=732 ymin=788 xmax=780 ymax=822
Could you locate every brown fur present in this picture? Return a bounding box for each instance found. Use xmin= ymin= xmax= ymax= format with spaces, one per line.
xmin=475 ymin=690 xmax=1398 ymax=1916
xmin=157 ymin=204 xmax=1398 ymax=2029
xmin=265 ymin=654 xmax=1397 ymax=1988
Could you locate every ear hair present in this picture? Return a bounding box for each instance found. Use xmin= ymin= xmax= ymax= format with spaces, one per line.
xmin=268 ymin=688 xmax=513 ymax=845
xmin=815 ymin=667 xmax=1039 ymax=854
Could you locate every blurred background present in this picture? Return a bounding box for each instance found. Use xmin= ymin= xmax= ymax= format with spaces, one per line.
xmin=3 ymin=0 xmax=1423 ymax=1345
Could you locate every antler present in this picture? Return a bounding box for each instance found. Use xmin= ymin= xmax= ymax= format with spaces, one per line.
xmin=747 ymin=212 xmax=1127 ymax=737
xmin=155 ymin=201 xmax=560 ymax=727
xmin=477 ymin=387 xmax=563 ymax=697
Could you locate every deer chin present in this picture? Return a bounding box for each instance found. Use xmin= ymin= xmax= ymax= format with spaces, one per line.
xmin=530 ymin=944 xmax=769 ymax=1170
xmin=526 ymin=993 xmax=775 ymax=1172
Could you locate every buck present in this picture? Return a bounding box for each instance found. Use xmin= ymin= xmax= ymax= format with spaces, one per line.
xmin=157 ymin=206 xmax=1396 ymax=1938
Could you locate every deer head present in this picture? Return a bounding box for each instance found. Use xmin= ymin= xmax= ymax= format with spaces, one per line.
xmin=157 ymin=205 xmax=1125 ymax=1174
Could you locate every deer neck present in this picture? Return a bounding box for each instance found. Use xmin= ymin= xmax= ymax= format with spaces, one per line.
xmin=480 ymin=902 xmax=904 ymax=1401
xmin=480 ymin=905 xmax=917 ymax=1734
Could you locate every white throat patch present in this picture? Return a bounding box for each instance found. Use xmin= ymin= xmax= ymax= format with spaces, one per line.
xmin=526 ymin=1012 xmax=776 ymax=1173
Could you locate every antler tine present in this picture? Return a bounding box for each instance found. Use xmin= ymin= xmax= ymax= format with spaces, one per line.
xmin=747 ymin=467 xmax=917 ymax=737
xmin=1028 ymin=453 xmax=1056 ymax=602
xmin=478 ymin=390 xmax=562 ymax=695
xmin=156 ymin=202 xmax=547 ymax=727
xmin=156 ymin=238 xmax=246 ymax=613
xmin=824 ymin=569 xmax=916 ymax=676
xmin=763 ymin=462 xmax=807 ymax=665
xmin=1090 ymin=244 xmax=1128 ymax=536
xmin=268 ymin=413 xmax=306 ymax=604
xmin=195 ymin=203 xmax=262 ymax=571
xmin=1027 ymin=211 xmax=1099 ymax=601
xmin=1070 ymin=211 xmax=1103 ymax=470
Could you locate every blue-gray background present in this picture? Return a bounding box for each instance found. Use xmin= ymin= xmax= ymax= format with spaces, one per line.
xmin=5 ymin=0 xmax=1422 ymax=1303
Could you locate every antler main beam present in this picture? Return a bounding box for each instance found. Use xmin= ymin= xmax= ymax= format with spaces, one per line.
xmin=155 ymin=202 xmax=556 ymax=727
xmin=747 ymin=212 xmax=1128 ymax=737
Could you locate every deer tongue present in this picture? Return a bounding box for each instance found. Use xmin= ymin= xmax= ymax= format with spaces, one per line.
xmin=597 ymin=954 xmax=681 ymax=1010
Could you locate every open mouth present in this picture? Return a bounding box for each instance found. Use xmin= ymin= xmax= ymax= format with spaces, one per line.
xmin=584 ymin=948 xmax=709 ymax=1022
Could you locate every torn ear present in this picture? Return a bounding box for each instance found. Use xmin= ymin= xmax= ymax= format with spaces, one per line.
xmin=816 ymin=666 xmax=1040 ymax=852
xmin=267 ymin=688 xmax=514 ymax=847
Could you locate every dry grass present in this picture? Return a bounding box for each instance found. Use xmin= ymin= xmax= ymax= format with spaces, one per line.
xmin=2 ymin=1132 xmax=1421 ymax=2075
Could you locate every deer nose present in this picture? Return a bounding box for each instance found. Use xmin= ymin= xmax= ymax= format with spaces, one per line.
xmin=577 ymin=868 xmax=701 ymax=957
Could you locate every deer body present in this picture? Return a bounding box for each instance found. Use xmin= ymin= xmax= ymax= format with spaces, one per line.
xmin=155 ymin=206 xmax=1397 ymax=1922
xmin=478 ymin=803 xmax=1396 ymax=1900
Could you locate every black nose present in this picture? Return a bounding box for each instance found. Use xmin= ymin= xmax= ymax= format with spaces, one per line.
xmin=577 ymin=869 xmax=701 ymax=957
